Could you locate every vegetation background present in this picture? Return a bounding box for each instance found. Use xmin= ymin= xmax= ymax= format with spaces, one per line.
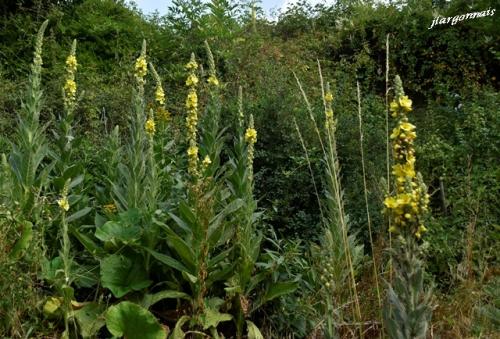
xmin=0 ymin=0 xmax=498 ymax=338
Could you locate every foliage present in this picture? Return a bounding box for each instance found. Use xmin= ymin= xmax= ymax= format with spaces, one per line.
xmin=0 ymin=0 xmax=498 ymax=337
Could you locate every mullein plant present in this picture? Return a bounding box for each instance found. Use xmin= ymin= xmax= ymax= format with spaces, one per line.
xmin=157 ymin=52 xmax=240 ymax=335
xmin=6 ymin=20 xmax=51 ymax=259
xmin=185 ymin=53 xmax=200 ymax=181
xmin=321 ymin=82 xmax=363 ymax=337
xmin=55 ymin=181 xmax=74 ymax=339
xmin=294 ymin=71 xmax=363 ymax=337
xmin=199 ymin=41 xmax=224 ymax=179
xmin=383 ymin=76 xmax=432 ymax=339
xmin=226 ymin=85 xmax=264 ymax=337
xmin=52 ymin=41 xmax=80 ymax=338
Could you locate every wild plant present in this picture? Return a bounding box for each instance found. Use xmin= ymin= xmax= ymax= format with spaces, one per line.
xmin=294 ymin=68 xmax=363 ymax=337
xmin=382 ymin=76 xmax=432 ymax=339
xmin=5 ymin=20 xmax=51 ymax=250
xmin=0 ymin=19 xmax=52 ymax=337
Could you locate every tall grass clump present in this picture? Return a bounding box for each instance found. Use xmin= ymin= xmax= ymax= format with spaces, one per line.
xmin=383 ymin=76 xmax=433 ymax=339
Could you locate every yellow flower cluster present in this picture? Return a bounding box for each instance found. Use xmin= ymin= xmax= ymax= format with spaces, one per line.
xmin=63 ymin=44 xmax=78 ymax=111
xmin=57 ymin=197 xmax=70 ymax=212
xmin=185 ymin=58 xmax=198 ymax=71
xmin=325 ymin=91 xmax=333 ymax=103
xmin=66 ymin=55 xmax=77 ymax=72
xmin=64 ymin=79 xmax=77 ymax=98
xmin=185 ymin=53 xmax=199 ymax=178
xmin=205 ymin=41 xmax=219 ymax=88
xmin=155 ymin=86 xmax=165 ymax=105
xmin=244 ymin=128 xmax=257 ymax=144
xmin=135 ymin=56 xmax=147 ymax=79
xmin=207 ymin=75 xmax=219 ymax=87
xmin=245 ymin=114 xmax=257 ymax=182
xmin=145 ymin=118 xmax=156 ymax=136
xmin=202 ymin=155 xmax=211 ymax=171
xmin=324 ymin=86 xmax=334 ymax=130
xmin=384 ymin=78 xmax=429 ymax=239
xmin=389 ymin=95 xmax=412 ymax=118
xmin=186 ymin=74 xmax=199 ymax=87
xmin=103 ymin=202 xmax=117 ymax=214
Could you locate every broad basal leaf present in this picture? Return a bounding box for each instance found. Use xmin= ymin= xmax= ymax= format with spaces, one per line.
xmin=100 ymin=254 xmax=151 ymax=298
xmin=73 ymin=302 xmax=106 ymax=338
xmin=106 ymin=301 xmax=167 ymax=339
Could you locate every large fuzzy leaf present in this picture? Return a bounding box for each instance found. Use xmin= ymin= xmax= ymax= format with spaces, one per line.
xmin=73 ymin=302 xmax=106 ymax=338
xmin=105 ymin=301 xmax=167 ymax=339
xmin=95 ymin=220 xmax=141 ymax=245
xmin=100 ymin=254 xmax=151 ymax=298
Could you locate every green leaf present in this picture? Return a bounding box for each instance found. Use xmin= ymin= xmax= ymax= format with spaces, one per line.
xmin=95 ymin=220 xmax=141 ymax=245
xmin=170 ymin=315 xmax=190 ymax=339
xmin=140 ymin=290 xmax=191 ymax=309
xmin=143 ymin=247 xmax=191 ymax=274
xmin=9 ymin=220 xmax=32 ymax=259
xmin=100 ymin=254 xmax=151 ymax=298
xmin=67 ymin=207 xmax=92 ymax=223
xmin=71 ymin=227 xmax=104 ymax=258
xmin=158 ymin=224 xmax=196 ymax=269
xmin=246 ymin=320 xmax=264 ymax=339
xmin=41 ymin=256 xmax=63 ymax=283
xmin=105 ymin=301 xmax=167 ymax=339
xmin=253 ymin=281 xmax=298 ymax=311
xmin=43 ymin=297 xmax=62 ymax=317
xmin=73 ymin=302 xmax=106 ymax=338
xmin=199 ymin=307 xmax=232 ymax=330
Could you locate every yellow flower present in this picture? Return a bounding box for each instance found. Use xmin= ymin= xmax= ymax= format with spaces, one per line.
xmin=66 ymin=55 xmax=77 ymax=72
xmin=186 ymin=74 xmax=199 ymax=87
xmin=103 ymin=203 xmax=117 ymax=214
xmin=207 ymin=75 xmax=219 ymax=86
xmin=185 ymin=59 xmax=198 ymax=71
xmin=390 ymin=126 xmax=400 ymax=139
xmin=325 ymin=108 xmax=334 ymax=119
xmin=135 ymin=56 xmax=147 ymax=78
xmin=399 ymin=95 xmax=412 ymax=112
xmin=325 ymin=91 xmax=333 ymax=103
xmin=384 ymin=197 xmax=398 ymax=209
xmin=145 ymin=118 xmax=156 ymax=135
xmin=64 ymin=79 xmax=77 ymax=96
xmin=390 ymin=100 xmax=399 ymax=113
xmin=187 ymin=145 xmax=198 ymax=157
xmin=185 ymin=91 xmax=198 ymax=110
xmin=400 ymin=122 xmax=416 ymax=132
xmin=245 ymin=128 xmax=257 ymax=144
xmin=155 ymin=86 xmax=165 ymax=105
xmin=392 ymin=163 xmax=416 ymax=179
xmin=57 ymin=197 xmax=70 ymax=212
xmin=202 ymin=155 xmax=211 ymax=167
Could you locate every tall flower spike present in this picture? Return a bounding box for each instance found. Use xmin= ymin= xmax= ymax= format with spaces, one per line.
xmin=324 ymin=82 xmax=334 ymax=130
xmin=134 ymin=40 xmax=147 ymax=87
xmin=63 ymin=40 xmax=78 ymax=112
xmin=150 ymin=63 xmax=170 ymax=122
xmin=185 ymin=53 xmax=199 ymax=178
xmin=205 ymin=41 xmax=219 ymax=87
xmin=238 ymin=86 xmax=244 ymax=129
xmin=245 ymin=114 xmax=257 ymax=183
xmin=32 ymin=20 xmax=48 ymax=75
xmin=384 ymin=76 xmax=429 ymax=239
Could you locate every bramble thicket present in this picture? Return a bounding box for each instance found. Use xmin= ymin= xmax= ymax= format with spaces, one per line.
xmin=0 ymin=0 xmax=498 ymax=338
